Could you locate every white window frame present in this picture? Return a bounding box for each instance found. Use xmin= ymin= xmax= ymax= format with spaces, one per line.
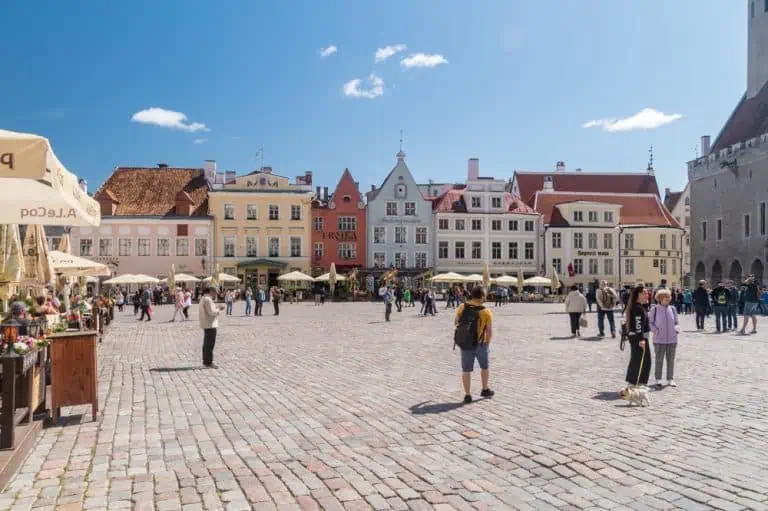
xmin=660 ymin=259 xmax=667 ymax=275
xmin=269 ymin=205 xmax=279 ymax=221
xmin=471 ymin=241 xmax=482 ymax=260
xmin=491 ymin=241 xmax=502 ymax=260
xmin=604 ymin=258 xmax=613 ymax=275
xmin=588 ymin=258 xmax=599 ymax=275
xmin=313 ymin=217 xmax=324 ymax=232
xmin=156 ymin=238 xmax=170 ymax=257
xmin=415 ymin=227 xmax=428 ymax=245
xmin=491 ymin=219 xmax=502 ymax=232
xmin=394 ymin=226 xmax=407 ymax=244
xmin=138 ymin=238 xmax=151 ymax=257
xmin=471 ymin=196 xmax=481 ymax=209
xmin=290 ymin=237 xmax=301 ymax=257
xmin=175 ymin=238 xmax=189 ymax=257
xmin=291 ymin=205 xmax=302 ymax=221
xmin=573 ymin=258 xmax=584 ymax=275
xmin=625 ymin=258 xmax=635 ymax=276
xmin=508 ymin=242 xmax=518 ymax=260
xmin=195 ymin=238 xmax=208 ymax=257
xmin=246 ymin=204 xmax=258 ymax=220
xmin=386 ymin=202 xmax=398 ymax=216
xmin=573 ymin=211 xmax=583 ymax=222
xmin=438 ymin=241 xmax=449 ymax=259
xmin=491 ymin=197 xmax=502 ymax=209
xmin=524 ymin=220 xmax=535 ymax=232
xmin=118 ymin=238 xmax=132 ymax=257
xmin=574 ymin=233 xmax=583 ymax=249
xmin=373 ymin=252 xmax=386 ymax=269
xmin=224 ymin=204 xmax=235 ymax=220
xmin=223 ymin=236 xmax=236 ymax=258
xmin=404 ymin=202 xmax=416 ymax=217
xmin=552 ymin=258 xmax=562 ymax=274
xmin=588 ymin=233 xmax=598 ymax=250
xmin=455 ymin=241 xmax=465 ymax=259
xmin=98 ymin=238 xmax=113 ymax=257
xmin=524 ymin=242 xmax=534 ymax=261
xmin=415 ymin=252 xmax=427 ymax=269
xmin=509 ymin=220 xmax=518 ymax=231
xmin=471 ymin=219 xmax=482 ymax=231
xmin=245 ymin=236 xmax=258 ymax=257
xmin=588 ymin=211 xmax=598 ymax=223
xmin=394 ymin=252 xmax=407 ymax=269
xmin=552 ymin=232 xmax=561 ymax=249
xmin=744 ymin=213 xmax=752 ymax=239
xmin=80 ymin=238 xmax=93 ymax=257
xmin=603 ymin=233 xmax=613 ymax=250
xmin=625 ymin=233 xmax=635 ymax=249
xmin=660 ymin=234 xmax=667 ymax=249
xmin=268 ymin=237 xmax=280 ymax=257
xmin=373 ymin=226 xmax=386 ymax=244
xmin=337 ymin=243 xmax=356 ymax=260
xmin=455 ymin=219 xmax=465 ymax=231
xmin=338 ymin=216 xmax=357 ymax=231
xmin=438 ymin=218 xmax=449 ymax=231
xmin=314 ymin=242 xmax=324 ymax=258
xmin=604 ymin=211 xmax=614 ymax=223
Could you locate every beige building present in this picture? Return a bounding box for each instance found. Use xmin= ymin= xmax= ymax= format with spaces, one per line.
xmin=664 ymin=184 xmax=691 ymax=286
xmin=206 ymin=162 xmax=314 ymax=289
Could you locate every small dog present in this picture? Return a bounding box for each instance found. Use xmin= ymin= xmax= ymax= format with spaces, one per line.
xmin=618 ymin=386 xmax=651 ymax=407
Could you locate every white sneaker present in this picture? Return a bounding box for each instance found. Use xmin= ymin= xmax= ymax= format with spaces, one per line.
xmin=654 ymin=380 xmax=666 ymax=387
xmin=668 ymin=380 xmax=677 ymax=387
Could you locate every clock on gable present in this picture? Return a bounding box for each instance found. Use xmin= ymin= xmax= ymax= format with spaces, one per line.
xmin=394 ymin=183 xmax=407 ymax=198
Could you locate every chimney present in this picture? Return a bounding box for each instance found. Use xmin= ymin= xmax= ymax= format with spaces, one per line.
xmin=316 ymin=186 xmax=321 ymax=199
xmin=323 ymin=187 xmax=329 ymax=201
xmin=225 ymin=171 xmax=236 ymax=185
xmin=371 ymin=185 xmax=376 ymax=192
xmin=157 ymin=163 xmax=168 ymax=169
xmin=97 ymin=189 xmax=118 ymax=216
xmin=701 ymin=135 xmax=711 ymax=157
xmin=204 ymin=160 xmax=217 ymax=183
xmin=468 ymin=158 xmax=479 ymax=180
xmin=665 ymin=187 xmax=670 ymax=198
xmin=543 ymin=176 xmax=554 ymax=191
xmin=555 ymin=161 xmax=566 ymax=172
xmin=175 ymin=191 xmax=193 ymax=217
xmin=305 ymin=171 xmax=313 ymax=185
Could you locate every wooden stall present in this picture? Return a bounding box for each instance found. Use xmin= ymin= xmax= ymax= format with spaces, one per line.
xmin=48 ymin=331 xmax=98 ymax=422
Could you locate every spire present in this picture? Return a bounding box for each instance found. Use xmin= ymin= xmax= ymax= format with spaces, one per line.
xmin=647 ymin=145 xmax=655 ymax=175
xmin=396 ymin=129 xmax=406 ymax=161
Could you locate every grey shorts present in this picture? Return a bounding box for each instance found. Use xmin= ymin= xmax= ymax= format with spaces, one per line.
xmin=461 ymin=343 xmax=489 ymax=373
xmin=744 ymin=302 xmax=760 ymax=316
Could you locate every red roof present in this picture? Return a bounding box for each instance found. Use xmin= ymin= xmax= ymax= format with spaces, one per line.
xmin=711 ymin=81 xmax=768 ymax=152
xmin=514 ymin=171 xmax=660 ymax=206
xmin=432 ymin=187 xmax=537 ymax=215
xmin=533 ymin=192 xmax=681 ymax=228
xmin=663 ymin=190 xmax=683 ymax=212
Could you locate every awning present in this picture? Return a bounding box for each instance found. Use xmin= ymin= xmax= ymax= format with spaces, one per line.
xmin=0 ymin=129 xmax=101 ymax=226
xmin=49 ymin=250 xmax=110 ymax=277
xmin=234 ymin=258 xmax=288 ymax=268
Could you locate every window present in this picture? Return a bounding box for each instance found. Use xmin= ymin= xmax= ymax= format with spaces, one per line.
xmin=438 ymin=241 xmax=449 ymax=259
xmin=395 ymin=226 xmax=407 ymax=244
xmin=660 ymin=234 xmax=667 ymax=249
xmin=314 ymin=243 xmax=324 ymax=258
xmin=671 ymin=235 xmax=677 ymax=250
xmin=455 ymin=219 xmax=465 ymax=231
xmin=338 ymin=217 xmax=356 ymax=231
xmin=157 ymin=238 xmax=170 ymax=257
xmin=247 ymin=205 xmax=258 ymax=220
xmin=471 ymin=219 xmax=482 ymax=231
xmin=373 ymin=253 xmax=386 ymax=269
xmin=177 ymin=224 xmax=188 ymax=237
xmin=573 ymin=259 xmax=583 ymax=275
xmin=118 ymin=238 xmax=132 ymax=257
xmin=604 ymin=211 xmax=614 ymax=223
xmin=653 ymin=259 xmax=659 ymax=268
xmin=138 ymin=238 xmax=151 ymax=257
xmin=588 ymin=258 xmax=599 ymax=275
xmin=588 ymin=211 xmax=598 ymax=223
xmin=715 ymin=219 xmax=723 ymax=241
xmin=404 ymin=202 xmax=416 ymax=216
xmin=524 ymin=242 xmax=534 ymax=260
xmin=604 ymin=259 xmax=613 ymax=275
xmin=373 ymin=226 xmax=386 ymax=244
xmin=508 ymin=242 xmax=518 ymax=260
xmin=455 ymin=241 xmax=465 ymax=259
xmin=552 ymin=258 xmax=562 ymax=274
xmin=195 ymin=238 xmax=208 ymax=257
xmin=415 ymin=227 xmax=427 ymax=245
xmin=438 ymin=218 xmax=449 ymax=231
xmin=415 ymin=253 xmax=427 ymax=269
xmin=574 ymin=233 xmax=583 ymax=249
xmin=508 ymin=220 xmax=518 ymax=231
xmin=223 ymin=236 xmax=236 ymax=257
xmin=491 ymin=242 xmax=502 ymax=260
xmin=224 ymin=204 xmax=235 ymax=220
xmin=394 ymin=252 xmax=407 ymax=268
xmin=99 ymin=238 xmax=113 ymax=257
xmin=491 ymin=197 xmax=502 ymax=208
xmin=338 ymin=243 xmax=356 ymax=259
xmin=745 ymin=214 xmax=752 ymax=239
xmin=246 ymin=236 xmax=258 ymax=257
xmin=573 ymin=211 xmax=583 ymax=222
xmin=290 ymin=238 xmax=301 ymax=257
xmin=313 ymin=217 xmax=324 ymax=232
xmin=672 ymin=259 xmax=678 ymax=275
xmin=761 ymin=202 xmax=767 ymax=236
xmin=471 ymin=196 xmax=481 ymax=208
xmin=588 ymin=233 xmax=598 ymax=249
xmin=552 ymin=232 xmax=562 ymax=249
xmin=47 ymin=237 xmax=61 ymax=252
xmin=524 ymin=220 xmax=534 ymax=232
xmin=268 ymin=237 xmax=280 ymax=257
xmin=625 ymin=233 xmax=635 ymax=249
xmin=701 ymin=221 xmax=707 ymax=242
xmin=623 ymin=259 xmax=635 ymax=277
xmin=491 ymin=220 xmax=502 ymax=232
xmin=269 ymin=205 xmax=279 ymax=221
xmin=660 ymin=259 xmax=667 ymax=275
xmin=765 ymin=0 xmax=767 ymax=12
xmin=468 ymin=241 xmax=481 ymax=259
xmin=291 ymin=205 xmax=302 ymax=221
xmin=386 ymin=202 xmax=398 ymax=216
xmin=685 ymin=217 xmax=690 ymax=227
xmin=603 ymin=233 xmax=613 ymax=250
xmin=176 ymin=238 xmax=189 ymax=257
xmin=80 ymin=238 xmax=93 ymax=257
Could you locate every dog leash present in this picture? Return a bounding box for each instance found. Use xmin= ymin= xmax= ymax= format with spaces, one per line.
xmin=636 ymin=341 xmax=646 ymax=387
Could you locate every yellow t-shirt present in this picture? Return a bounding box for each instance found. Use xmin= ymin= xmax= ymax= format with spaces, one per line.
xmin=455 ymin=299 xmax=493 ymax=343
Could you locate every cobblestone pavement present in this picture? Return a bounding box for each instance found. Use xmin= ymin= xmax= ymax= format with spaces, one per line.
xmin=2 ymin=301 xmax=767 ymax=510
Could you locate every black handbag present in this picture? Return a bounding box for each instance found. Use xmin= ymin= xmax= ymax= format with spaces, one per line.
xmin=619 ymin=322 xmax=629 ymax=351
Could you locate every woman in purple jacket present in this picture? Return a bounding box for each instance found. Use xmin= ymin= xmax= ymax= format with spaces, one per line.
xmin=650 ymin=289 xmax=679 ymax=388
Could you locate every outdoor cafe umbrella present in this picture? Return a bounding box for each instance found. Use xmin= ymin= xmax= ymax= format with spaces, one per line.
xmin=0 ymin=129 xmax=100 ymax=226
xmin=49 ymin=250 xmax=110 ymax=277
xmin=277 ymin=271 xmax=314 ymax=283
xmin=465 ymin=274 xmax=484 ymax=283
xmin=483 ymin=263 xmax=491 ymax=290
xmin=431 ymin=272 xmax=469 ymax=283
xmin=0 ymin=224 xmax=24 ymax=303
xmin=130 ymin=274 xmax=160 ymax=285
xmin=172 ymin=273 xmax=200 ymax=283
xmin=167 ymin=264 xmax=176 ymax=291
xmin=203 ymin=273 xmax=240 ymax=283
xmin=314 ymin=272 xmax=347 ymax=282
xmin=21 ymin=224 xmax=55 ymax=290
xmin=329 ymin=262 xmax=337 ymax=295
xmin=523 ymin=276 xmax=553 ymax=287
xmin=102 ymin=274 xmax=136 ymax=285
xmin=551 ymin=265 xmax=561 ymax=292
xmin=57 ymin=232 xmax=71 ymax=254
xmin=517 ymin=268 xmax=524 ymax=294
xmin=492 ymin=275 xmax=518 ymax=285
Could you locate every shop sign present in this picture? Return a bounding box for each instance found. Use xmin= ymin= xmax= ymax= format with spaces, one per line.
xmin=577 ymin=250 xmax=610 ymax=257
xmin=320 ymin=231 xmax=357 ymax=241
xmin=21 ymin=207 xmax=78 ymax=220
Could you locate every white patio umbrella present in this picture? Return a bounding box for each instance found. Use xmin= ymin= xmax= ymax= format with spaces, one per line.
xmin=203 ymin=273 xmax=240 ymax=283
xmin=431 ymin=272 xmax=469 ymax=283
xmin=492 ymin=275 xmax=518 ymax=285
xmin=0 ymin=129 xmax=100 ymax=226
xmin=173 ymin=273 xmax=200 ymax=283
xmin=523 ymin=276 xmax=553 ymax=286
xmin=49 ymin=250 xmax=110 ymax=277
xmin=314 ymin=272 xmax=347 ymax=282
xmin=277 ymin=271 xmax=314 ymax=282
xmin=130 ymin=274 xmax=161 ymax=284
xmin=102 ymin=274 xmax=136 ymax=285
xmin=465 ymin=274 xmax=484 ymax=282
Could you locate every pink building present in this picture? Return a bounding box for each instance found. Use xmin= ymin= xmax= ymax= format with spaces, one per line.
xmin=70 ymin=165 xmax=213 ymax=278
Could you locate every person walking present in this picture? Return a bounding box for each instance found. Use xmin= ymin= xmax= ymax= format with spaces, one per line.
xmin=271 ymin=286 xmax=281 ymax=316
xmin=693 ymin=280 xmax=709 ymax=331
xmin=596 ymin=280 xmax=618 ymax=338
xmin=244 ymin=287 xmax=253 ymax=316
xmin=255 ymin=286 xmax=265 ymax=316
xmin=650 ymin=289 xmax=679 ymax=388
xmin=133 ymin=290 xmax=141 ymax=316
xmin=394 ymin=285 xmax=403 ymax=312
xmin=586 ymin=287 xmax=596 ymax=312
xmin=727 ymin=281 xmax=740 ymax=331
xmin=711 ymin=281 xmax=730 ymax=333
xmin=565 ymin=284 xmax=588 ymax=337
xmin=404 ymin=288 xmax=412 ymax=309
xmin=222 ymin=290 xmax=233 ymax=316
xmin=116 ymin=291 xmax=125 ymax=312
xmin=623 ymin=284 xmax=652 ymax=390
xmin=199 ymin=286 xmax=224 ymax=368
xmin=139 ymin=285 xmax=152 ymax=321
xmin=380 ymin=284 xmax=393 ymax=321
xmin=183 ymin=289 xmax=192 ymax=320
xmin=454 ymin=286 xmax=494 ymax=404
xmin=171 ymin=288 xmax=185 ymax=322
xmin=739 ymin=274 xmax=760 ymax=334
xmin=683 ymin=288 xmax=693 ymax=314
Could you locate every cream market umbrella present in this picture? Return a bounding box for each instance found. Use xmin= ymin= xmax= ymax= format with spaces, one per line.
xmin=21 ymin=224 xmax=54 ymax=289
xmin=431 ymin=272 xmax=469 ymax=283
xmin=465 ymin=274 xmax=484 ymax=282
xmin=0 ymin=129 xmax=100 ymax=226
xmin=483 ymin=263 xmax=491 ymax=290
xmin=49 ymin=250 xmax=110 ymax=277
xmin=173 ymin=273 xmax=200 ymax=283
xmin=102 ymin=274 xmax=136 ymax=285
xmin=492 ymin=275 xmax=518 ymax=285
xmin=517 ymin=268 xmax=524 ymax=293
xmin=0 ymin=224 xmax=24 ymax=303
xmin=130 ymin=274 xmax=160 ymax=284
xmin=328 ymin=262 xmax=338 ymax=295
xmin=277 ymin=271 xmax=314 ymax=283
xmin=167 ymin=264 xmax=176 ymax=291
xmin=203 ymin=273 xmax=240 ymax=283
xmin=57 ymin=232 xmax=71 ymax=254
xmin=524 ymin=276 xmax=553 ymax=286
xmin=551 ymin=266 xmax=561 ymax=292
xmin=314 ymin=272 xmax=347 ymax=282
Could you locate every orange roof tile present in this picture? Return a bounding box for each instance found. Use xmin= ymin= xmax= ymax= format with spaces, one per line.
xmin=431 ymin=186 xmax=537 ymax=215
xmin=514 ymin=171 xmax=660 ymax=206
xmin=533 ymin=192 xmax=681 ymax=228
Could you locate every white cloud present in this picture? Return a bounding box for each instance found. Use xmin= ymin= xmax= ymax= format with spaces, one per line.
xmin=319 ymin=45 xmax=338 ymax=58
xmin=193 ymin=138 xmax=208 ymax=145
xmin=582 ymin=108 xmax=683 ymax=132
xmin=375 ymin=44 xmax=407 ymax=63
xmin=400 ymin=53 xmax=448 ymax=69
xmin=131 ymin=108 xmax=210 ymax=132
xmin=342 ymin=74 xmax=384 ymax=99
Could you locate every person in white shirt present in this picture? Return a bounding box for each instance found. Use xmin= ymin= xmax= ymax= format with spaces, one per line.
xmin=199 ymin=287 xmax=224 ymax=367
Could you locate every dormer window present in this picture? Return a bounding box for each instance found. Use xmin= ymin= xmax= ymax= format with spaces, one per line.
xmin=471 ymin=196 xmax=481 ymax=208
xmin=573 ymin=211 xmax=583 ymax=222
xmin=491 ymin=197 xmax=502 ymax=208
xmin=588 ymin=211 xmax=598 ymax=223
xmin=395 ymin=184 xmax=407 ymax=198
xmin=604 ymin=211 xmax=614 ymax=223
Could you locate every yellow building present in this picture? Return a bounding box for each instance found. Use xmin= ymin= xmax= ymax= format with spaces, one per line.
xmin=207 ymin=165 xmax=314 ymax=289
xmin=534 ymin=191 xmax=684 ymax=289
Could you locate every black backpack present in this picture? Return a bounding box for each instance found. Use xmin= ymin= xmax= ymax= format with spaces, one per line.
xmin=454 ymin=305 xmax=484 ymax=350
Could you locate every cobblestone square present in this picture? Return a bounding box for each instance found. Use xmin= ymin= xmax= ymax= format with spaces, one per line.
xmin=2 ymin=302 xmax=767 ymax=510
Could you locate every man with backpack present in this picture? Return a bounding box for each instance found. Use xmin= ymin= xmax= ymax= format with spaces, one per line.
xmin=454 ymin=286 xmax=494 ymax=404
xmin=596 ymin=280 xmax=618 ymax=338
xmin=711 ymin=281 xmax=730 ymax=333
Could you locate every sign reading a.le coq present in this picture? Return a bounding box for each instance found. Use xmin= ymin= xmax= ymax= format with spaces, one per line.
xmin=1 ymin=153 xmax=14 ymax=170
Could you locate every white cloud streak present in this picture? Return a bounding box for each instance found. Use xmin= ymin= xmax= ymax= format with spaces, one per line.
xmin=375 ymin=44 xmax=407 ymax=63
xmin=343 ymin=74 xmax=384 ymax=99
xmin=319 ymin=45 xmax=338 ymax=58
xmin=582 ymin=108 xmax=683 ymax=132
xmin=193 ymin=138 xmax=208 ymax=145
xmin=131 ymin=108 xmax=210 ymax=132
xmin=400 ymin=53 xmax=448 ymax=69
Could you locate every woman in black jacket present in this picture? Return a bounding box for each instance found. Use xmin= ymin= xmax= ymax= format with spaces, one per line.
xmin=624 ymin=284 xmax=652 ymax=389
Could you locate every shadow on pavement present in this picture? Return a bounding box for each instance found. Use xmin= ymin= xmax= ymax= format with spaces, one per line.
xmin=549 ymin=336 xmax=575 ymax=340
xmin=580 ymin=336 xmax=603 ymax=342
xmin=592 ymin=391 xmax=621 ymax=401
xmin=410 ymin=401 xmax=466 ymax=415
xmin=149 ymin=367 xmax=203 ymax=373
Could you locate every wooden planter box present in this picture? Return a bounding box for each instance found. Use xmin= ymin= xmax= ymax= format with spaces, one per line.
xmin=48 ymin=331 xmax=98 ymax=422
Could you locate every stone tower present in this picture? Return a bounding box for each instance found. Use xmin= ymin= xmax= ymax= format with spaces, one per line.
xmin=748 ymin=0 xmax=768 ymax=98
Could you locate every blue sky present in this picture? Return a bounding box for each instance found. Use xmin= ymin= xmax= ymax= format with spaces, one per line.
xmin=2 ymin=1 xmax=747 ymax=196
